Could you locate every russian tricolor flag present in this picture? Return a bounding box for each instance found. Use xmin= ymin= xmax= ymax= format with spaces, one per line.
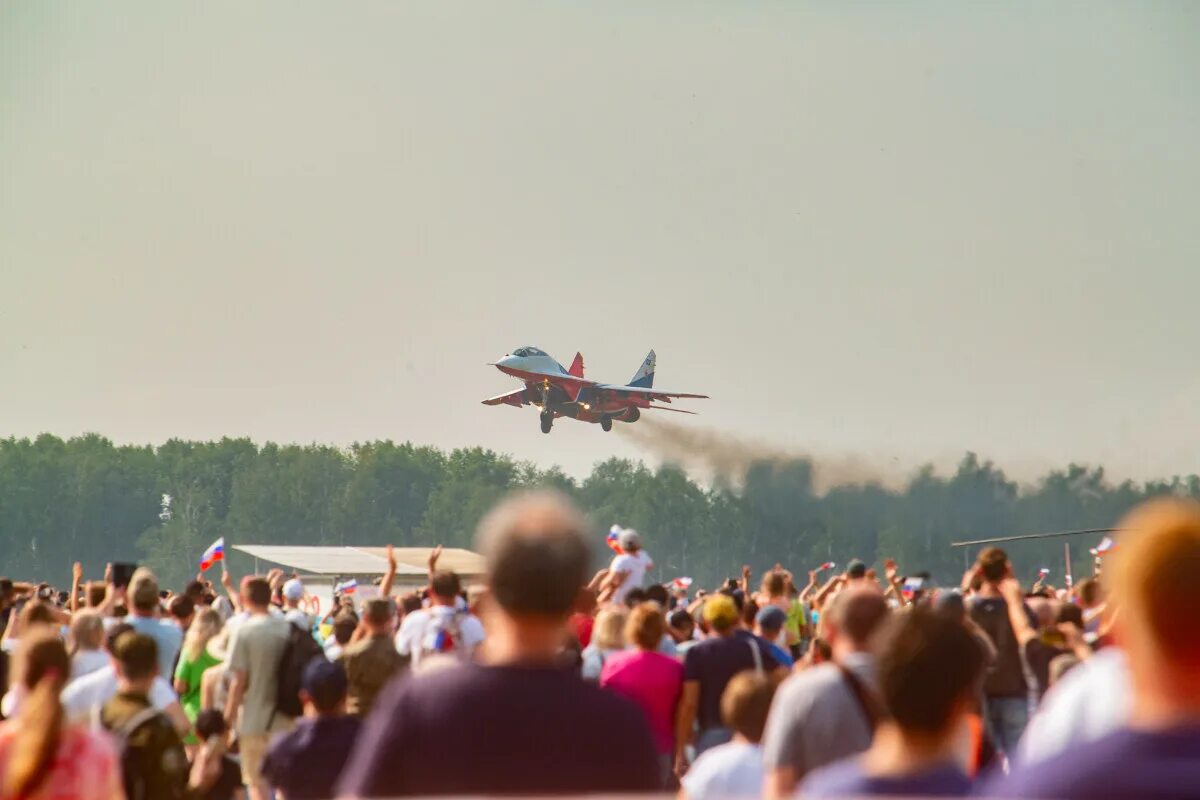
xmin=818 ymin=561 xmax=836 ymax=572
xmin=336 ymin=579 xmax=358 ymax=595
xmin=1090 ymin=537 xmax=1117 ymax=557
xmin=606 ymin=525 xmax=624 ymax=555
xmin=672 ymin=577 xmax=693 ymax=590
xmin=199 ymin=537 xmax=224 ymax=571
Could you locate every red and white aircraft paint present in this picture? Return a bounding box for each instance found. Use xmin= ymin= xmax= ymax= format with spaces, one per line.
xmin=483 ymin=346 xmax=708 ymax=433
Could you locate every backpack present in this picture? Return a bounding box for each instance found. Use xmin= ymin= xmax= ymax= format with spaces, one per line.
xmin=274 ymin=621 xmax=326 ymax=718
xmin=113 ymin=707 xmax=188 ymax=800
xmin=417 ymin=607 xmax=465 ymax=664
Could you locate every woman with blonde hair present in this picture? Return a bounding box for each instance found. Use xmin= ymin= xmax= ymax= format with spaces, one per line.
xmin=174 ymin=607 xmax=223 ymax=747
xmin=0 ymin=632 xmax=123 ymax=800
xmin=580 ymin=606 xmax=627 ymax=680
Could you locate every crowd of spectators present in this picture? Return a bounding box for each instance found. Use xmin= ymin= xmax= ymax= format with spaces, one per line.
xmin=1 ymin=490 xmax=1198 ymax=798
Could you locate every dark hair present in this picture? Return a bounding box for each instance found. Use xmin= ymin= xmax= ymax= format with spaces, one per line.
xmin=430 ymin=570 xmax=462 ymax=600
xmin=810 ymin=637 xmax=832 ymax=663
xmin=106 ymin=622 xmax=135 ymax=653
xmin=741 ymin=599 xmax=759 ymax=628
xmin=306 ymin=664 xmax=349 ymax=713
xmin=195 ymin=709 xmax=227 ymax=740
xmin=0 ymin=578 xmax=12 ymax=597
xmin=645 ymin=584 xmax=669 ymax=607
xmin=669 ymin=608 xmax=694 ymax=630
xmin=978 ymin=547 xmax=1009 ymax=583
xmin=827 ymin=589 xmax=889 ymax=647
xmin=763 ymin=571 xmax=786 ymax=596
xmin=85 ymin=581 xmax=106 ymax=608
xmin=877 ymin=608 xmax=986 ymax=734
xmin=184 ymin=581 xmax=206 ymax=603
xmin=477 ymin=492 xmax=590 ymax=618
xmin=363 ymin=598 xmax=395 ymax=627
xmin=1075 ymin=577 xmax=1101 ymax=607
xmin=242 ymin=577 xmax=272 ymax=607
xmin=113 ymin=632 xmax=159 ymax=681
xmin=333 ymin=613 xmax=358 ymax=645
xmin=400 ymin=593 xmax=423 ymax=616
xmin=1057 ymin=603 xmax=1084 ymax=628
xmin=720 ymin=671 xmax=779 ymax=742
xmin=168 ymin=595 xmax=195 ymax=621
xmin=624 ymin=587 xmax=649 ymax=608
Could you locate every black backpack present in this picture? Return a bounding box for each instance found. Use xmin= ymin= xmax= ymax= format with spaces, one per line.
xmin=274 ymin=622 xmax=326 ymax=718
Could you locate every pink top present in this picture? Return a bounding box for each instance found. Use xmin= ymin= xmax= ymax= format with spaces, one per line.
xmin=0 ymin=721 xmax=123 ymax=800
xmin=600 ymin=649 xmax=684 ymax=754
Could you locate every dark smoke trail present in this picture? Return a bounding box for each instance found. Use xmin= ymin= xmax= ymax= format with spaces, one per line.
xmin=617 ymin=417 xmax=911 ymax=493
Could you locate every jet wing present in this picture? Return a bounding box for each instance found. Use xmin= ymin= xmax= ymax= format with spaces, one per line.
xmin=481 ymin=388 xmax=530 ymax=407
xmin=596 ymin=384 xmax=709 ymax=403
xmin=646 ymin=405 xmax=698 ymax=414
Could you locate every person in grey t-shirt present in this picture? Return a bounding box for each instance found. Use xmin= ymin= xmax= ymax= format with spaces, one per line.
xmin=761 ymin=587 xmax=889 ymax=798
xmin=224 ymin=576 xmax=293 ymax=800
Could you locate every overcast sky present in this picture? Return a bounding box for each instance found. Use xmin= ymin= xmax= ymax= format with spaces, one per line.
xmin=2 ymin=2 xmax=1198 ymax=486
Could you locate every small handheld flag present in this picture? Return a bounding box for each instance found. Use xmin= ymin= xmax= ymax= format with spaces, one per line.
xmin=1089 ymin=537 xmax=1117 ymax=557
xmin=672 ymin=577 xmax=694 ymax=591
xmin=817 ymin=561 xmax=836 ymax=572
xmin=606 ymin=524 xmax=624 ymax=555
xmin=199 ymin=538 xmax=225 ymax=572
xmin=901 ymin=576 xmax=925 ymax=596
xmin=335 ymin=579 xmax=358 ymax=595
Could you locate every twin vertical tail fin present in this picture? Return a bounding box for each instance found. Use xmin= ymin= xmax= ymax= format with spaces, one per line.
xmin=568 ymin=352 xmax=585 ymax=378
xmin=628 ymin=349 xmax=656 ymax=388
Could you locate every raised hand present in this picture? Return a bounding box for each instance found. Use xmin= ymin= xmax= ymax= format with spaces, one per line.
xmin=428 ymin=544 xmax=444 ymax=573
xmin=72 ymin=562 xmax=83 ymax=583
xmin=387 ymin=543 xmax=397 ymax=571
xmin=884 ymin=558 xmax=899 ymax=584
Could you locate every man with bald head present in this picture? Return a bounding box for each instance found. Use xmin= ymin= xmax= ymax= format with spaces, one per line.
xmin=338 ymin=492 xmax=660 ymax=796
xmin=761 ymin=586 xmax=890 ymax=798
xmin=990 ymin=498 xmax=1200 ymax=798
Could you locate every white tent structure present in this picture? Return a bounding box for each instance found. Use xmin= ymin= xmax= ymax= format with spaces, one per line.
xmin=229 ymin=545 xmax=487 ymax=613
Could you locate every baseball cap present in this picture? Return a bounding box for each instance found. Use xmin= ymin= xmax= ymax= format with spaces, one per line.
xmin=846 ymin=559 xmax=867 ymax=579
xmin=282 ymin=578 xmax=304 ymax=602
xmin=703 ymin=594 xmax=739 ymax=630
xmin=618 ymin=528 xmax=642 ymax=551
xmin=755 ymin=605 xmax=787 ymax=632
xmin=302 ymin=659 xmax=348 ymax=703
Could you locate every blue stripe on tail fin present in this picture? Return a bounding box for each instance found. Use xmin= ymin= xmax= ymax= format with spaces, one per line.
xmin=629 ymin=350 xmax=656 ymax=388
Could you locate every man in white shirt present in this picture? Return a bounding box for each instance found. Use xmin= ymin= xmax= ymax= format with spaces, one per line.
xmin=394 ymin=570 xmax=484 ymax=669
xmin=601 ymin=529 xmax=654 ymax=606
xmin=61 ymin=622 xmax=190 ymax=734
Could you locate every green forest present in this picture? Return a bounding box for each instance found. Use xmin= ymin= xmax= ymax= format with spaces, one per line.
xmin=1 ymin=433 xmax=1196 ymax=591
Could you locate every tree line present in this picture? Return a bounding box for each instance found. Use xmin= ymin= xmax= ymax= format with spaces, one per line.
xmin=1 ymin=433 xmax=1196 ymax=591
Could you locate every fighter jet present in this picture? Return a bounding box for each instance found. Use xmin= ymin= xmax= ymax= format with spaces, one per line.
xmin=483 ymin=346 xmax=708 ymax=433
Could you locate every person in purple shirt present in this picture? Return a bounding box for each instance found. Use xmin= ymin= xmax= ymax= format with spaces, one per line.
xmin=987 ymin=498 xmax=1200 ymax=799
xmin=336 ymin=492 xmax=660 ymax=797
xmin=261 ymin=659 xmax=361 ymax=800
xmin=801 ymin=607 xmax=985 ymax=798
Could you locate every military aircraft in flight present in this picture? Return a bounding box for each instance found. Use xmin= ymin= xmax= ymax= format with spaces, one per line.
xmin=483 ymin=346 xmax=708 ymax=433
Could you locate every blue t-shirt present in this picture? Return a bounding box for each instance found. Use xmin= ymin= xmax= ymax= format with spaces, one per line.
xmin=765 ymin=641 xmax=794 ymax=669
xmin=802 ymin=758 xmax=971 ymax=798
xmin=123 ymin=615 xmax=183 ymax=681
xmin=984 ymin=725 xmax=1200 ymax=799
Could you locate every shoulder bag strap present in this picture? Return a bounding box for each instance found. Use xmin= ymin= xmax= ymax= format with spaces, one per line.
xmin=837 ymin=663 xmax=885 ymax=733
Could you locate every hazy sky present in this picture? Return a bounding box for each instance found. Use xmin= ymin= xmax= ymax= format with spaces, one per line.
xmin=2 ymin=2 xmax=1198 ymax=486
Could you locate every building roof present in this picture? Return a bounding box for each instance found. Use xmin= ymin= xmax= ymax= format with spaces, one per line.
xmin=230 ymin=544 xmax=485 ymax=578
